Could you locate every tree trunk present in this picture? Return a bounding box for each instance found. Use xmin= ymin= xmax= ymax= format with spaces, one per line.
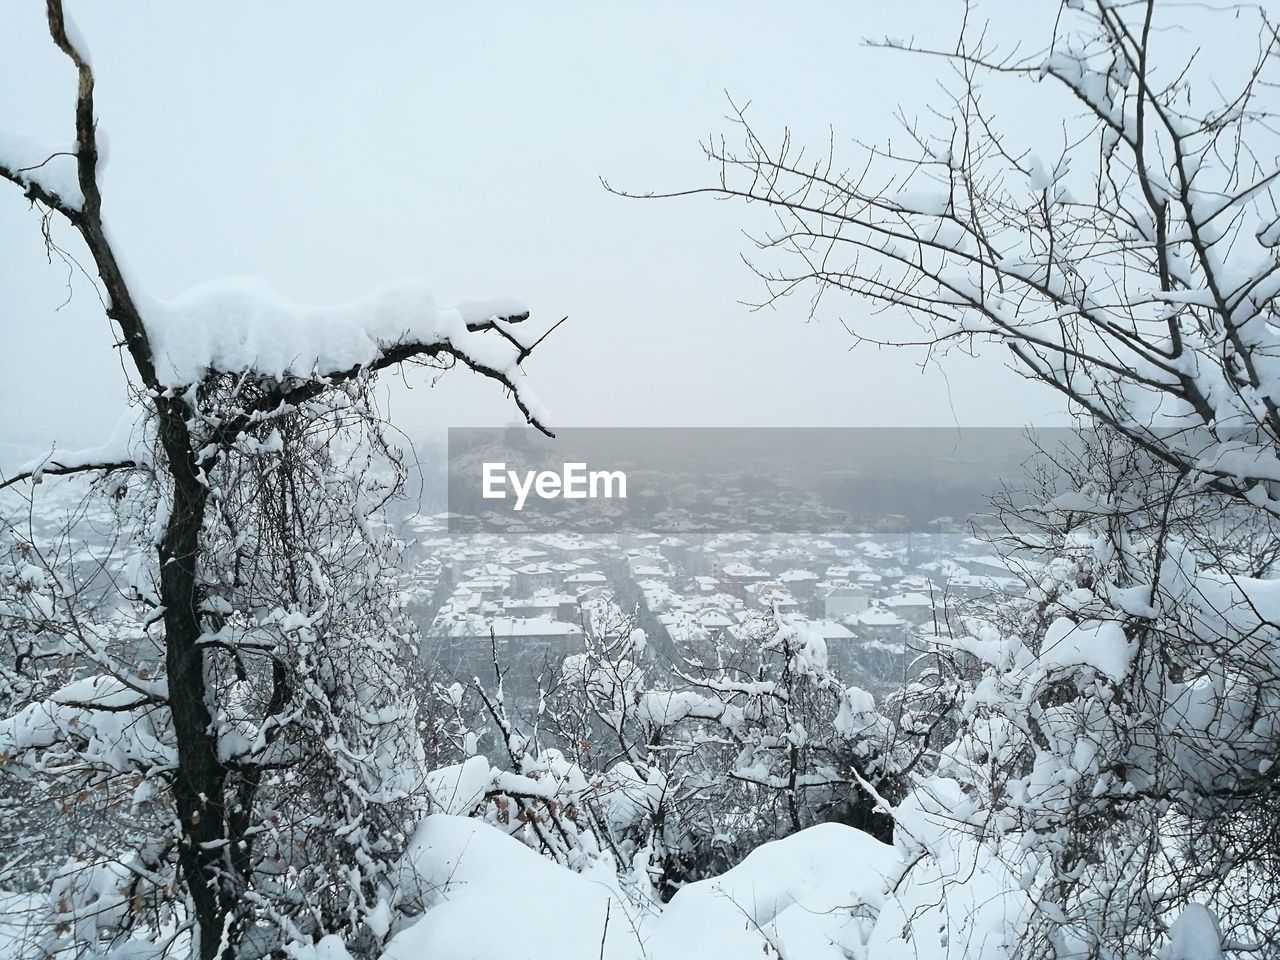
xmin=157 ymin=399 xmax=235 ymax=960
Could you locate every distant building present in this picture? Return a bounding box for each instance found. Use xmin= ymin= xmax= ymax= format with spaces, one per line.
xmin=695 ymin=608 xmax=736 ymax=640
xmin=659 ymin=537 xmax=692 ymax=567
xmin=750 ymin=581 xmax=800 ymax=614
xmin=691 ymin=576 xmax=720 ymax=596
xmin=501 ymin=590 xmax=580 ymax=623
xmin=628 ymin=553 xmax=671 ymax=580
xmin=845 ymin=607 xmax=909 ymax=644
xmin=880 ymin=592 xmax=936 ymax=626
xmin=779 ymin=569 xmax=820 ymax=600
xmin=685 ymin=547 xmax=722 ymax=578
xmin=423 ymin=615 xmax=586 ymax=695
xmin=513 ymin=562 xmax=558 ymax=596
xmin=563 ymin=571 xmax=608 ymax=594
xmin=825 ymin=585 xmax=870 ymax=619
xmin=720 ymin=562 xmax=771 ymax=598
xmin=944 ymin=574 xmax=1023 ymax=598
xmin=959 ymin=555 xmax=1020 ymax=578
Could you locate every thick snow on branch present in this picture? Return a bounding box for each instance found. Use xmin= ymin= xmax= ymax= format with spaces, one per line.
xmin=1158 ymin=905 xmax=1224 ymax=960
xmin=56 ymin=3 xmax=94 ymax=69
xmin=8 ymin=410 xmax=149 ymax=485
xmin=140 ymin=277 xmax=548 ymax=424
xmin=0 ymin=130 xmax=84 ymax=210
xmin=0 ymin=675 xmax=171 ymax=771
xmin=1037 ymin=616 xmax=1133 ymax=684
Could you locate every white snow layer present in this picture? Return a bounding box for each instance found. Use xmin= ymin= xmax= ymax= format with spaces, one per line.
xmin=1158 ymin=904 xmax=1223 ymax=960
xmin=1039 ymin=616 xmax=1133 ymax=683
xmin=649 ymin=821 xmax=899 ymax=960
xmin=387 ymin=815 xmax=643 ymax=960
xmin=422 ymin=755 xmax=490 ymax=814
xmin=0 ymin=130 xmax=84 ymax=208
xmin=138 ymin=277 xmax=548 ymax=424
xmin=0 ymin=675 xmax=172 ymax=772
xmin=374 ymin=814 xmax=904 ymax=960
xmin=11 ymin=409 xmax=150 ymax=480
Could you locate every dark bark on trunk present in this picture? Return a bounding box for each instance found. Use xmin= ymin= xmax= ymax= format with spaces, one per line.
xmin=31 ymin=7 xmax=247 ymax=953
xmin=157 ymin=399 xmax=237 ymax=960
xmin=6 ymin=13 xmax=549 ymax=953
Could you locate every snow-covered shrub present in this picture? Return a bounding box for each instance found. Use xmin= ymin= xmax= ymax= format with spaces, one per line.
xmin=0 ymin=5 xmax=554 ymax=949
xmin=925 ymin=431 xmax=1280 ymax=957
xmin=0 ymin=494 xmax=184 ymax=958
xmin=676 ymin=0 xmax=1280 ymax=949
xmin=441 ymin=600 xmax=921 ymax=901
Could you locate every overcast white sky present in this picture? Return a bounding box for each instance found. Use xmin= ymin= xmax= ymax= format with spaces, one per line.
xmin=0 ymin=2 xmax=1071 ymax=451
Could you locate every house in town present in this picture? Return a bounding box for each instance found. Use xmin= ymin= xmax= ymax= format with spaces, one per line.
xmin=779 ymin=568 xmax=821 ymax=600
xmin=720 ymin=561 xmax=771 ymax=599
xmin=845 ymin=607 xmax=909 ymax=644
xmin=501 ymin=590 xmax=580 ymax=624
xmin=880 ymin=591 xmax=936 ymax=626
xmin=825 ymin=584 xmax=871 ymax=619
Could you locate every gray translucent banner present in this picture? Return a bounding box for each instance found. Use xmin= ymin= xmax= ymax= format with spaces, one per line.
xmin=445 ymin=427 xmax=1070 ymax=534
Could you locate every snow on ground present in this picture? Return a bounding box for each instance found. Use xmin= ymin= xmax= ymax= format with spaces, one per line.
xmin=281 ymin=811 xmax=912 ymax=960
xmin=362 ymin=806 xmax=1234 ymax=960
xmin=290 ymin=797 xmax=1045 ymax=960
xmin=385 ymin=815 xmax=646 ymax=960
xmin=422 ymin=755 xmax=491 ymax=815
xmin=648 ymin=822 xmax=899 ymax=960
xmin=345 ymin=754 xmax=1067 ymax=960
xmin=867 ymin=778 xmax=1028 ymax=960
xmin=276 ymin=764 xmax=1229 ymax=960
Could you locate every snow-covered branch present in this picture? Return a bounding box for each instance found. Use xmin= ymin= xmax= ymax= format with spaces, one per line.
xmin=620 ymin=0 xmax=1280 ymax=513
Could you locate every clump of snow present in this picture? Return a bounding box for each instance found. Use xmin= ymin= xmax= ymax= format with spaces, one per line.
xmin=1157 ymin=904 xmax=1223 ymax=960
xmin=634 ymin=689 xmax=729 ymax=726
xmin=835 ymin=685 xmax=880 ymax=737
xmin=1038 ymin=616 xmax=1133 ymax=683
xmin=597 ymin=761 xmax=665 ymax=835
xmin=628 ymin=626 xmax=646 ymax=655
xmin=0 ymin=130 xmax=83 ymax=208
xmin=771 ymin=614 xmax=829 ymax=676
xmin=139 ymin=277 xmax=548 ymax=425
xmin=895 ymin=189 xmax=950 ymax=216
xmin=13 ymin=410 xmax=150 ymax=481
xmin=649 ymin=821 xmax=898 ymax=960
xmin=423 ymin=755 xmax=490 ymax=815
xmin=388 ymin=815 xmax=645 ymax=960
